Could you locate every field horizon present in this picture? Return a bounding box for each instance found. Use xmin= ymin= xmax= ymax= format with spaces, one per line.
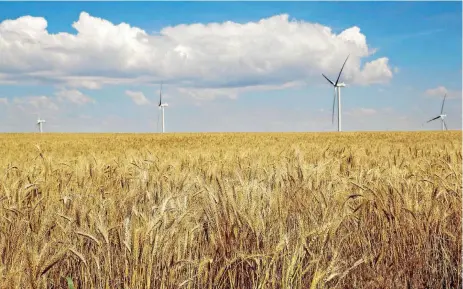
xmin=1 ymin=130 xmax=462 ymax=135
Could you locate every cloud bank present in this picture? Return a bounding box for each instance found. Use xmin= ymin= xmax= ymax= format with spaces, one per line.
xmin=13 ymin=95 xmax=59 ymax=111
xmin=0 ymin=12 xmax=394 ymax=90
xmin=55 ymin=88 xmax=95 ymax=105
xmin=125 ymin=90 xmax=151 ymax=105
xmin=425 ymin=86 xmax=461 ymax=100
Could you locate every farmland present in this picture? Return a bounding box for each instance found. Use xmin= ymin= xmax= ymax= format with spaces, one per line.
xmin=0 ymin=131 xmax=461 ymax=288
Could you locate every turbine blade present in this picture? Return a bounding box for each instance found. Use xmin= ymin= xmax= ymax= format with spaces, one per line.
xmin=332 ymin=87 xmax=337 ymax=124
xmin=159 ymin=82 xmax=163 ymax=107
xmin=335 ymin=54 xmax=350 ymax=86
xmin=322 ymin=74 xmax=335 ymax=86
xmin=441 ymin=93 xmax=446 ymax=114
xmin=426 ymin=116 xmax=441 ymax=123
xmin=443 ymin=119 xmax=448 ymax=130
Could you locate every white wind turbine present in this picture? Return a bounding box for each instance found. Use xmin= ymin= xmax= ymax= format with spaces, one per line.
xmin=322 ymin=55 xmax=350 ymax=132
xmin=37 ymin=117 xmax=46 ymax=133
xmin=158 ymin=82 xmax=168 ymax=133
xmin=426 ymin=94 xmax=448 ymax=131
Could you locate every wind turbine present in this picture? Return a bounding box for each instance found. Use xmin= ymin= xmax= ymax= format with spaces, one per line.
xmin=426 ymin=94 xmax=448 ymax=131
xmin=37 ymin=117 xmax=46 ymax=133
xmin=322 ymin=55 xmax=350 ymax=132
xmin=158 ymin=82 xmax=168 ymax=133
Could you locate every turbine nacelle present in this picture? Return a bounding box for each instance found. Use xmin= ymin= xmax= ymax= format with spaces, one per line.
xmin=159 ymin=103 xmax=169 ymax=108
xmin=336 ymin=82 xmax=346 ymax=87
xmin=440 ymin=114 xmax=447 ymax=119
xmin=36 ymin=118 xmax=46 ymax=133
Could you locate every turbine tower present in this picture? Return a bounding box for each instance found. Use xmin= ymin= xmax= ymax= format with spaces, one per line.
xmin=426 ymin=94 xmax=448 ymax=131
xmin=37 ymin=117 xmax=46 ymax=133
xmin=158 ymin=82 xmax=168 ymax=133
xmin=322 ymin=55 xmax=350 ymax=132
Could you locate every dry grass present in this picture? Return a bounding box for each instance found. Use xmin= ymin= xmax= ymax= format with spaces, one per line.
xmin=0 ymin=131 xmax=461 ymax=289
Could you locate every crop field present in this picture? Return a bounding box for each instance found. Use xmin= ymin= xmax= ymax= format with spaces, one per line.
xmin=0 ymin=131 xmax=461 ymax=289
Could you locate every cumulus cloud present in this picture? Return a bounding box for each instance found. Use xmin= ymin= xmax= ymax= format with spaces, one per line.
xmin=356 ymin=58 xmax=393 ymax=85
xmin=13 ymin=96 xmax=59 ymax=111
xmin=55 ymin=88 xmax=95 ymax=105
xmin=125 ymin=90 xmax=151 ymax=105
xmin=425 ymin=86 xmax=461 ymax=99
xmin=0 ymin=12 xmax=394 ymax=92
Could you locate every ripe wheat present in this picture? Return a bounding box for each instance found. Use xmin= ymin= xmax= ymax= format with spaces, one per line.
xmin=0 ymin=131 xmax=460 ymax=288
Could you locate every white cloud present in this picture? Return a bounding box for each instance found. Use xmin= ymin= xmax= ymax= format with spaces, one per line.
xmin=178 ymin=87 xmax=235 ymax=101
xmin=358 ymin=108 xmax=377 ymax=115
xmin=55 ymin=88 xmax=94 ymax=105
xmin=0 ymin=98 xmax=8 ymax=105
xmin=165 ymin=81 xmax=299 ymax=106
xmin=345 ymin=107 xmax=377 ymax=117
xmin=178 ymin=80 xmax=303 ymax=101
xmin=356 ymin=58 xmax=393 ymax=85
xmin=382 ymin=107 xmax=394 ymax=113
xmin=425 ymin=86 xmax=461 ymax=99
xmin=13 ymin=95 xmax=59 ymax=111
xmin=0 ymin=12 xmax=394 ymax=91
xmin=65 ymin=78 xmax=102 ymax=90
xmin=0 ymin=73 xmax=17 ymax=85
xmin=79 ymin=114 xmax=92 ymax=119
xmin=7 ymin=89 xmax=91 ymax=116
xmin=125 ymin=90 xmax=151 ymax=105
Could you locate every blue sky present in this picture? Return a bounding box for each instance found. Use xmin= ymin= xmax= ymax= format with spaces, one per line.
xmin=0 ymin=1 xmax=461 ymax=132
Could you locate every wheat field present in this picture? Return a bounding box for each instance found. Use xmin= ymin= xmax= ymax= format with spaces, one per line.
xmin=0 ymin=131 xmax=460 ymax=289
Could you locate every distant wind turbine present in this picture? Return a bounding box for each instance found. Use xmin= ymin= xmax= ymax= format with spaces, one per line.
xmin=426 ymin=94 xmax=448 ymax=131
xmin=37 ymin=117 xmax=46 ymax=133
xmin=322 ymin=55 xmax=350 ymax=132
xmin=158 ymin=82 xmax=168 ymax=133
